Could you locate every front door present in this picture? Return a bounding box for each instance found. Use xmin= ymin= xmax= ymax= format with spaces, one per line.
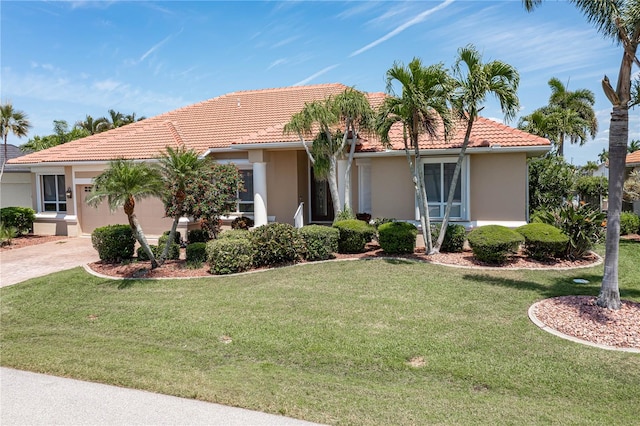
xmin=310 ymin=168 xmax=334 ymax=222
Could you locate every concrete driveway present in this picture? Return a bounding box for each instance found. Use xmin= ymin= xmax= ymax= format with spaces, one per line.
xmin=0 ymin=236 xmax=99 ymax=287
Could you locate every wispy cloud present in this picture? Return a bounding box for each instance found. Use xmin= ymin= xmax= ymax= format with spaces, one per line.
xmin=293 ymin=64 xmax=340 ymax=86
xmin=127 ymin=28 xmax=183 ymax=66
xmin=349 ymin=0 xmax=455 ymax=57
xmin=336 ymin=1 xmax=380 ymax=20
xmin=267 ymin=59 xmax=288 ymax=71
xmin=272 ymin=36 xmax=299 ymax=49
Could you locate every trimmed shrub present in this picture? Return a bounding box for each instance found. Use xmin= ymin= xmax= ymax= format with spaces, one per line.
xmin=378 ymin=221 xmax=417 ymax=254
xmin=231 ymin=216 xmax=254 ymax=230
xmin=620 ymin=212 xmax=640 ymax=235
xmin=299 ymin=225 xmax=339 ymax=261
xmin=137 ymin=243 xmax=179 ymax=261
xmin=333 ymin=219 xmax=376 ymax=253
xmin=0 ymin=207 xmax=36 ymax=235
xmin=372 ymin=217 xmax=395 ymax=229
xmin=536 ymin=202 xmax=605 ymax=259
xmin=0 ymin=224 xmax=18 ymax=246
xmin=218 ymin=229 xmax=250 ymax=240
xmin=186 ymin=242 xmax=207 ymax=263
xmin=250 ymin=223 xmax=305 ymax=267
xmin=136 ymin=244 xmax=158 ymax=261
xmin=206 ymin=238 xmax=253 ymax=275
xmin=431 ymin=224 xmax=466 ymax=253
xmin=516 ymin=223 xmax=569 ymax=260
xmin=91 ymin=224 xmax=136 ymax=263
xmin=187 ymin=229 xmax=210 ymax=244
xmin=334 ymin=208 xmax=355 ymax=223
xmin=160 ymin=230 xmax=181 ymax=246
xmin=467 ymin=225 xmax=524 ymax=264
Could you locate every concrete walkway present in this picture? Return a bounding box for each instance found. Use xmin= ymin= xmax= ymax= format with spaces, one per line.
xmin=0 ymin=238 xmax=322 ymax=425
xmin=0 ymin=236 xmax=99 ymax=287
xmin=0 ymin=368 xmax=319 ymax=425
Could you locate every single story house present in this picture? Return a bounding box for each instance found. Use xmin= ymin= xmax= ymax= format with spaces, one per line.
xmin=627 ymin=150 xmax=640 ymax=215
xmin=8 ymin=83 xmax=550 ymax=237
xmin=1 ymin=144 xmax=33 ymax=209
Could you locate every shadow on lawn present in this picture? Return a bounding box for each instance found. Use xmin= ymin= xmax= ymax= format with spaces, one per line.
xmin=463 ymin=272 xmax=640 ymax=300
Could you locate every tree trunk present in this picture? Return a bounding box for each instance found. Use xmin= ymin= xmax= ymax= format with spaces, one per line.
xmin=597 ymin=105 xmax=626 ymax=310
xmin=0 ymin=135 xmax=7 ymax=184
xmin=328 ymin=156 xmax=342 ymax=218
xmin=159 ymin=216 xmax=180 ymax=266
xmin=125 ymin=200 xmax=157 ymax=269
xmin=343 ymin=131 xmax=357 ymax=213
xmin=404 ymin=137 xmax=432 ymax=254
xmin=435 ymin=117 xmax=474 ymax=252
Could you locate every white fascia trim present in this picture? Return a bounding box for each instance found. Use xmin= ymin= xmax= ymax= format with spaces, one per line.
xmin=201 ymin=148 xmax=238 ymax=158
xmin=353 ymin=145 xmax=551 ymax=158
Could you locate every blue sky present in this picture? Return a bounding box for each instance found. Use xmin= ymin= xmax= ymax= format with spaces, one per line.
xmin=2 ymin=0 xmax=638 ymax=166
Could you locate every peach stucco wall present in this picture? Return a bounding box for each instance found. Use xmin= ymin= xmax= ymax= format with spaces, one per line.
xmin=469 ymin=152 xmax=527 ymax=222
xmin=370 ymin=156 xmax=415 ymax=220
xmin=266 ymin=150 xmax=299 ymax=225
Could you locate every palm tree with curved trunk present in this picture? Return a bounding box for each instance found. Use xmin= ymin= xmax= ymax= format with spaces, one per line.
xmin=158 ymin=146 xmax=204 ymax=264
xmin=75 ymin=115 xmax=108 ymax=135
xmin=1 ymin=102 xmax=32 ymax=182
xmin=376 ymin=59 xmax=455 ymax=254
xmin=86 ymin=159 xmax=164 ymax=268
xmin=524 ymin=0 xmax=640 ymax=309
xmin=435 ymin=45 xmax=520 ymax=253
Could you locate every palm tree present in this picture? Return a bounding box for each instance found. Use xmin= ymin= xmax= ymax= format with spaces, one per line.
xmin=284 ymin=98 xmax=344 ymax=217
xmin=435 ymin=45 xmax=520 ymax=252
xmin=1 ymin=102 xmax=32 ymax=182
xmin=157 ymin=146 xmax=204 ymax=264
xmin=524 ymin=0 xmax=640 ymax=309
xmin=75 ymin=115 xmax=108 ymax=135
xmin=598 ymin=148 xmax=609 ymax=164
xmin=376 ymin=59 xmax=455 ymax=254
xmin=628 ymin=139 xmax=640 ymax=153
xmin=547 ymin=77 xmax=597 ymax=156
xmin=123 ymin=112 xmax=146 ymax=125
xmin=86 ymin=159 xmax=164 ymax=268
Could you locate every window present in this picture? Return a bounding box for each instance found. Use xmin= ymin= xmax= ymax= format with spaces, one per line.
xmin=42 ymin=175 xmax=67 ymax=212
xmin=422 ymin=160 xmax=466 ymax=220
xmin=238 ymin=169 xmax=254 ymax=213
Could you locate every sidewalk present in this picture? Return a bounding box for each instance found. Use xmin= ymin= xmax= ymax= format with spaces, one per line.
xmin=0 ymin=368 xmax=320 ymax=425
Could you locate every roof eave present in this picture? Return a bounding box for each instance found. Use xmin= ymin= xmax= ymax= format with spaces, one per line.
xmin=354 ymin=145 xmax=551 ymax=158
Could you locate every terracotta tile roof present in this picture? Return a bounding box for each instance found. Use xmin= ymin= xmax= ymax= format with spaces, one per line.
xmin=9 ymin=83 xmax=549 ymax=165
xmin=627 ymin=150 xmax=640 ymax=166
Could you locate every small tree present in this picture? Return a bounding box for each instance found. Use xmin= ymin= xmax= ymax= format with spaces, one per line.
xmin=86 ymin=159 xmax=163 ymax=268
xmin=164 ymin=158 xmax=241 ymax=239
xmin=528 ymin=155 xmax=576 ymax=214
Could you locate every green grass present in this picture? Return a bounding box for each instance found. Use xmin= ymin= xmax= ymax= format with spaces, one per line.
xmin=1 ymin=241 xmax=639 ymax=425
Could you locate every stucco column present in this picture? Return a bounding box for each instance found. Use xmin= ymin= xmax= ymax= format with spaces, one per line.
xmin=337 ymin=159 xmax=347 ymax=211
xmin=253 ymin=161 xmax=268 ymax=227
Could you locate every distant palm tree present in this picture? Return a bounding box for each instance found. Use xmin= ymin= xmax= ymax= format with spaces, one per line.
xmin=96 ymin=109 xmax=125 ymax=133
xmin=524 ymin=0 xmax=640 ymax=309
xmin=628 ymin=139 xmax=640 ymax=153
xmin=598 ymin=148 xmax=609 ymax=164
xmin=123 ymin=112 xmax=146 ymax=125
xmin=86 ymin=159 xmax=164 ymax=268
xmin=436 ymin=44 xmax=520 ymax=252
xmin=75 ymin=115 xmax=108 ymax=135
xmin=1 ymin=102 xmax=32 ymax=181
xmin=376 ymin=59 xmax=455 ymax=253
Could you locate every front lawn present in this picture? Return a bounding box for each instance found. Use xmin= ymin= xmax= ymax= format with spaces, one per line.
xmin=1 ymin=241 xmax=639 ymax=425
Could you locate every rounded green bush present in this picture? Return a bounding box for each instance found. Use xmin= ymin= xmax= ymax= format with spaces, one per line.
xmin=159 ymin=231 xmax=181 ymax=246
xmin=187 ymin=229 xmax=210 ymax=244
xmin=516 ymin=223 xmax=569 ymax=260
xmin=136 ymin=244 xmax=158 ymax=261
xmin=431 ymin=224 xmax=466 ymax=253
xmin=0 ymin=207 xmax=36 ymax=235
xmin=186 ymin=242 xmax=207 ymax=263
xmin=218 ymin=229 xmax=250 ymax=240
xmin=91 ymin=224 xmax=136 ymax=263
xmin=333 ymin=219 xmax=376 ymax=253
xmin=206 ymin=238 xmax=253 ymax=275
xmin=378 ymin=221 xmax=417 ymax=254
xmin=467 ymin=225 xmax=524 ymax=264
xmin=620 ymin=212 xmax=640 ymax=236
xmin=250 ymin=223 xmax=305 ymax=267
xmin=299 ymin=225 xmax=339 ymax=261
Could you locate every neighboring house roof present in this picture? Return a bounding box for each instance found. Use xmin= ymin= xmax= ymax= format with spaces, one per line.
xmin=627 ymin=150 xmax=640 ymax=167
xmin=1 ymin=144 xmax=32 ymax=172
xmin=8 ymin=83 xmax=550 ymax=165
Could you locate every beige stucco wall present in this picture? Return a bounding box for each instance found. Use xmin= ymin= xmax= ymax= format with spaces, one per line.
xmin=265 ymin=150 xmax=299 ymax=225
xmin=469 ymin=152 xmax=527 ymax=223
xmin=0 ymin=172 xmax=33 ymax=208
xmin=370 ymin=156 xmax=415 ymax=220
xmin=296 ymin=151 xmax=309 ymax=222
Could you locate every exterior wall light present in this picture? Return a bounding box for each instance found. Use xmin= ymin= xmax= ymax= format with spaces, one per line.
xmin=66 ymin=187 xmax=73 ymax=199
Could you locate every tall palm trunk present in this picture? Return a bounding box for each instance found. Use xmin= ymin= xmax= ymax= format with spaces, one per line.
xmin=125 ymin=197 xmax=158 ymax=269
xmin=597 ymin=105 xmax=626 ymax=309
xmin=404 ymin=127 xmax=433 ymax=253
xmin=435 ymin=116 xmax=474 ymax=252
xmin=328 ymin=156 xmax=342 ymax=218
xmin=343 ymin=132 xmax=357 ymax=213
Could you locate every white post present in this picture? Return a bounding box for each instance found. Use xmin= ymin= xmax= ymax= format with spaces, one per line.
xmin=253 ymin=161 xmax=268 ymax=227
xmin=337 ymin=159 xmax=347 ymax=211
